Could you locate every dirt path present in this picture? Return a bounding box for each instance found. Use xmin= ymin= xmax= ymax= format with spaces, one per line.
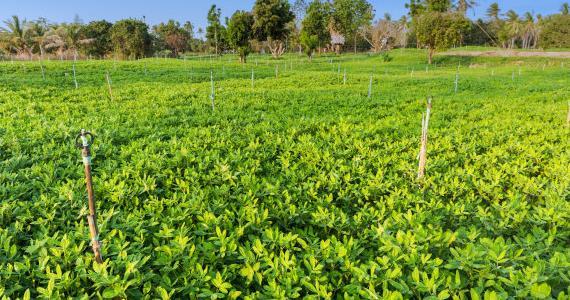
xmin=441 ymin=50 xmax=570 ymax=58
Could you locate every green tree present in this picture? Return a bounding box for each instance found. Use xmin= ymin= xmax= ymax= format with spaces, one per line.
xmin=226 ymin=11 xmax=254 ymax=63
xmin=414 ymin=11 xmax=469 ymax=64
xmin=300 ymin=0 xmax=331 ymax=58
xmin=252 ymin=0 xmax=295 ymax=58
xmin=562 ymin=3 xmax=569 ymax=15
xmin=79 ymin=20 xmax=112 ymax=58
xmin=206 ymin=5 xmax=227 ymax=55
xmin=331 ymin=0 xmax=374 ymax=53
xmin=154 ymin=20 xmax=191 ymax=57
xmin=110 ymin=19 xmax=150 ymax=59
xmin=540 ymin=14 xmax=570 ymax=48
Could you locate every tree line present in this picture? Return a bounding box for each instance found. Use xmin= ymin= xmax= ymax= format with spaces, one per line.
xmin=1 ymin=0 xmax=569 ymax=63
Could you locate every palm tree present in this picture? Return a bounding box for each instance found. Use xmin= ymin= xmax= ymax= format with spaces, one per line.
xmin=0 ymin=15 xmax=33 ymax=57
xmin=505 ymin=10 xmax=522 ymax=48
xmin=521 ymin=12 xmax=536 ymax=49
xmin=456 ymin=0 xmax=477 ymax=15
xmin=562 ymin=3 xmax=569 ymax=15
xmin=28 ymin=18 xmax=50 ymax=58
xmin=486 ymin=3 xmax=500 ymax=20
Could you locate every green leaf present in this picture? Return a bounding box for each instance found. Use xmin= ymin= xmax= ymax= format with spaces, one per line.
xmin=531 ymin=283 xmax=551 ymax=299
xmin=102 ymin=287 xmax=119 ymax=299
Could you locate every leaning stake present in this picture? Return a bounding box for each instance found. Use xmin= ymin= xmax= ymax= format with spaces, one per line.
xmin=418 ymin=97 xmax=432 ymax=180
xmin=76 ymin=130 xmax=103 ymax=263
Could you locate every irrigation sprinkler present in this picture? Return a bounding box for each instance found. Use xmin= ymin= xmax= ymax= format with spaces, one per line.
xmin=417 ymin=97 xmax=432 ymax=180
xmin=105 ymin=72 xmax=114 ymax=101
xmin=210 ymin=70 xmax=215 ymax=111
xmin=75 ymin=130 xmax=103 ymax=264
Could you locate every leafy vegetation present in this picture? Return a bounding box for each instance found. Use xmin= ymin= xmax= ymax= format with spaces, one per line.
xmin=0 ymin=49 xmax=569 ymax=299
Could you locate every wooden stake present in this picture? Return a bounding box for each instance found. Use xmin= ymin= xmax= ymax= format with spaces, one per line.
xmin=251 ymin=68 xmax=255 ymax=90
xmin=210 ymin=70 xmax=215 ymax=111
xmin=72 ymin=62 xmax=78 ymax=89
xmin=454 ymin=72 xmax=459 ymax=93
xmin=105 ymin=72 xmax=114 ymax=101
xmin=40 ymin=60 xmax=45 ymax=80
xmin=76 ymin=130 xmax=103 ymax=263
xmin=567 ymin=101 xmax=570 ymax=127
xmin=418 ymin=97 xmax=432 ymax=180
xmin=275 ymin=65 xmax=279 ymax=79
xmin=343 ymin=68 xmax=347 ymax=85
xmin=368 ymin=74 xmax=373 ymax=99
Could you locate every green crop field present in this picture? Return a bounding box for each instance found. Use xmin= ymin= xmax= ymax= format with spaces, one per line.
xmin=1 ymin=49 xmax=569 ymax=299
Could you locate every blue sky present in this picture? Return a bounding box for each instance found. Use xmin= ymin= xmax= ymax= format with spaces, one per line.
xmin=0 ymin=1 xmax=565 ymax=36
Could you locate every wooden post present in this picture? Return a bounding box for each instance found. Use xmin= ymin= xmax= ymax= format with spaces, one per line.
xmin=76 ymin=130 xmax=103 ymax=263
xmin=343 ymin=68 xmax=347 ymax=85
xmin=512 ymin=71 xmax=515 ymax=81
xmin=210 ymin=70 xmax=215 ymax=111
xmin=418 ymin=98 xmax=432 ymax=180
xmin=105 ymin=72 xmax=114 ymax=101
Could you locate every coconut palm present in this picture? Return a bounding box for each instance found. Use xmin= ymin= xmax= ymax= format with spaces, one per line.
xmin=456 ymin=0 xmax=477 ymax=15
xmin=486 ymin=3 xmax=500 ymax=20
xmin=505 ymin=10 xmax=522 ymax=48
xmin=0 ymin=15 xmax=33 ymax=57
xmin=28 ymin=18 xmax=50 ymax=58
xmin=521 ymin=12 xmax=536 ymax=49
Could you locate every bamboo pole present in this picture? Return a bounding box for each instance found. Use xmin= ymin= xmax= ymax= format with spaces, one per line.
xmin=418 ymin=97 xmax=432 ymax=179
xmin=76 ymin=130 xmax=103 ymax=263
